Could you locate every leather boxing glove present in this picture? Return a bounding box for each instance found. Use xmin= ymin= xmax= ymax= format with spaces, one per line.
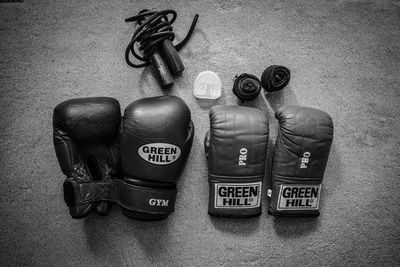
xmin=119 ymin=96 xmax=194 ymax=220
xmin=205 ymin=105 xmax=269 ymax=217
xmin=268 ymin=105 xmax=334 ymax=216
xmin=53 ymin=97 xmax=121 ymax=219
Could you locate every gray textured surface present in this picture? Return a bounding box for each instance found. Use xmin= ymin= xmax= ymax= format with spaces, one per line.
xmin=1 ymin=0 xmax=399 ymax=266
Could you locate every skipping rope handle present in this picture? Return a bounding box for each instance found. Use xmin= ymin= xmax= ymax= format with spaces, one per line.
xmin=151 ymin=49 xmax=174 ymax=89
xmin=125 ymin=10 xmax=199 ymax=89
xmin=159 ymin=37 xmax=184 ymax=75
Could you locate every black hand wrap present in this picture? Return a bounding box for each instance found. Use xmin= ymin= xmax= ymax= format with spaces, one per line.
xmin=261 ymin=65 xmax=290 ymax=93
xmin=232 ymin=73 xmax=261 ymax=101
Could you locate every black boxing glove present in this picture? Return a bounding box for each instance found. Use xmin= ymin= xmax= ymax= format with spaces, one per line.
xmin=53 ymin=97 xmax=121 ymax=219
xmin=119 ymin=96 xmax=194 ymax=220
xmin=205 ymin=105 xmax=269 ymax=217
xmin=268 ymin=105 xmax=334 ymax=216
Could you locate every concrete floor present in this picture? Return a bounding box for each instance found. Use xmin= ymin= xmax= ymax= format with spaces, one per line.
xmin=1 ymin=0 xmax=399 ymax=266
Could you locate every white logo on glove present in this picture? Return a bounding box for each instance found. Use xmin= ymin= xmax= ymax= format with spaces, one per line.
xmin=215 ymin=182 xmax=262 ymax=208
xmin=238 ymin=148 xmax=248 ymax=166
xmin=149 ymin=198 xmax=169 ymax=206
xmin=277 ymin=184 xmax=321 ymax=210
xmin=138 ymin=143 xmax=181 ymax=165
xmin=300 ymin=152 xmax=311 ymax=168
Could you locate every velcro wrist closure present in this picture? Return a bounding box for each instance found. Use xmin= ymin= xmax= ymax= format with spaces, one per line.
xmin=117 ymin=181 xmax=176 ymax=215
xmin=268 ymin=183 xmax=321 ymax=216
xmin=63 ymin=179 xmax=177 ymax=215
xmin=208 ymin=177 xmax=262 ymax=217
xmin=63 ymin=180 xmax=117 ymax=207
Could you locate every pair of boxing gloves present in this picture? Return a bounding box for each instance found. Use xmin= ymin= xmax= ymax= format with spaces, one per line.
xmin=206 ymin=105 xmax=333 ymax=217
xmin=53 ymin=96 xmax=333 ymax=220
xmin=53 ymin=96 xmax=194 ymax=220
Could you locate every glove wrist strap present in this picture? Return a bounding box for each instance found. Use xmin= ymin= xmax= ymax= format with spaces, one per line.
xmin=63 ymin=180 xmax=117 ymax=207
xmin=118 ymin=180 xmax=176 ymax=214
xmin=63 ymin=179 xmax=176 ymax=215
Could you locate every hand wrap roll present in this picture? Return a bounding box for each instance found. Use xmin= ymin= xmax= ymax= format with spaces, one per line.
xmin=232 ymin=73 xmax=261 ymax=101
xmin=261 ymin=65 xmax=290 ymax=93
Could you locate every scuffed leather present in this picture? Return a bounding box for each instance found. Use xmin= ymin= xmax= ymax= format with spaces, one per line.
xmin=207 ymin=105 xmax=269 ymax=177
xmin=272 ymin=105 xmax=334 ymax=181
xmin=269 ymin=105 xmax=334 ymax=216
xmin=53 ymin=97 xmax=121 ymax=219
xmin=206 ymin=105 xmax=269 ymax=217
